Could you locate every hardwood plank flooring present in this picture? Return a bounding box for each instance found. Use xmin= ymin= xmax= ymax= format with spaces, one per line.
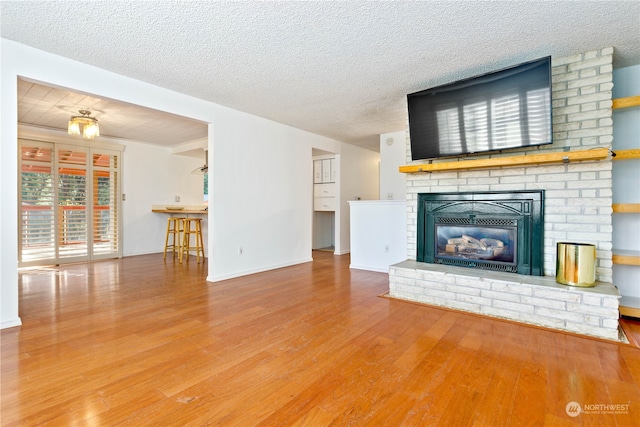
xmin=2 ymin=252 xmax=639 ymax=426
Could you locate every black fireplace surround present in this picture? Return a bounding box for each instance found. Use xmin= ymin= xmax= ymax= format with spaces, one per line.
xmin=417 ymin=190 xmax=544 ymax=275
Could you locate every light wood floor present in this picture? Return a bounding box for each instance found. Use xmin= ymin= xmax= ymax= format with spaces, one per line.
xmin=2 ymin=252 xmax=640 ymax=426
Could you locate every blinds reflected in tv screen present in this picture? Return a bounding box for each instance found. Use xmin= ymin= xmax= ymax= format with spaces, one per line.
xmin=408 ymin=57 xmax=552 ymax=161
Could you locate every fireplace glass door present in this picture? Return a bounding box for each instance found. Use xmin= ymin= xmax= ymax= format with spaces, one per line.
xmin=435 ymin=224 xmax=517 ymax=267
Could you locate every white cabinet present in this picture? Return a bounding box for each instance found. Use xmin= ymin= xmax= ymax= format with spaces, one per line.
xmin=314 ymin=197 xmax=336 ymax=211
xmin=330 ymin=158 xmax=336 ymax=182
xmin=313 ymin=160 xmax=323 ymax=184
xmin=322 ymin=159 xmax=331 ymax=182
xmin=313 ymin=157 xmax=336 ymax=211
xmin=314 ymin=182 xmax=336 ymax=211
xmin=313 ymin=183 xmax=335 ymax=197
xmin=313 ymin=159 xmax=335 ymax=184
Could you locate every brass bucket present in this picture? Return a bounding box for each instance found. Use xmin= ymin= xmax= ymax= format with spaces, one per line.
xmin=556 ymin=242 xmax=596 ymax=287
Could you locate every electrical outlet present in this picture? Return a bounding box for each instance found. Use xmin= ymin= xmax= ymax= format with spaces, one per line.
xmin=122 ymin=194 xmax=126 ymax=201
xmin=175 ymin=195 xmax=180 ymax=202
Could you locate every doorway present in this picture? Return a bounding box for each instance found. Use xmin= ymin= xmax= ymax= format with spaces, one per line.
xmin=312 ymin=151 xmax=338 ymax=252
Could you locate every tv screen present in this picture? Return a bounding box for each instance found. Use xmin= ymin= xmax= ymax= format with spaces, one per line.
xmin=407 ymin=56 xmax=552 ymax=161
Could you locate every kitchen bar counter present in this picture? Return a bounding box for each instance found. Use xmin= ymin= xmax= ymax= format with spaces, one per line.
xmin=151 ymin=204 xmax=208 ymax=215
xmin=152 ymin=209 xmax=207 ymax=214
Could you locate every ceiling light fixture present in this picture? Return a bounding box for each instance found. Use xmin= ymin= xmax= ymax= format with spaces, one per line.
xmin=68 ymin=109 xmax=100 ymax=139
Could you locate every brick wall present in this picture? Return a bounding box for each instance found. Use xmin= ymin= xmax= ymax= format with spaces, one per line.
xmin=389 ymin=260 xmax=620 ymax=340
xmin=405 ymin=47 xmax=614 ymax=282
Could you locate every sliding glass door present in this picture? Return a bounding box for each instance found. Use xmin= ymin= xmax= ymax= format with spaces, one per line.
xmin=57 ymin=145 xmax=89 ymax=262
xmin=92 ymin=150 xmax=121 ymax=259
xmin=19 ymin=139 xmax=122 ymax=267
xmin=19 ymin=141 xmax=55 ymax=265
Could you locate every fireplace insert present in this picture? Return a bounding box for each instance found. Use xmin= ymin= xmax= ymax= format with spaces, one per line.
xmin=417 ymin=190 xmax=544 ymax=275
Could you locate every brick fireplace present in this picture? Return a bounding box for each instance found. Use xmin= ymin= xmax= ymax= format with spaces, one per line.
xmin=389 ymin=47 xmax=621 ymax=341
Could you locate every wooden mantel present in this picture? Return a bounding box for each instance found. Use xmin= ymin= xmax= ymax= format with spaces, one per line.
xmin=399 ymin=147 xmax=611 ymax=174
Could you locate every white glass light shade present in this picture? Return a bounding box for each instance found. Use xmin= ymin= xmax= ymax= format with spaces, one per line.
xmin=83 ymin=121 xmax=100 ymax=139
xmin=68 ymin=120 xmax=80 ymax=135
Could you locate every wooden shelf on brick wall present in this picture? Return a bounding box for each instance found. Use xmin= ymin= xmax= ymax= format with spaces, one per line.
xmin=615 ymin=250 xmax=640 ymax=318
xmin=399 ymin=148 xmax=610 ymax=173
xmin=620 ymin=297 xmax=640 ymax=318
xmin=613 ymin=204 xmax=640 ymax=213
xmin=612 ymin=148 xmax=640 ymax=160
xmin=613 ymin=250 xmax=640 ymax=266
xmin=612 ymin=95 xmax=640 ymax=109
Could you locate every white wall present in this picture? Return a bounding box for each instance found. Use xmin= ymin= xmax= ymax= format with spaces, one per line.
xmin=0 ymin=40 xmax=20 ymax=328
xmin=121 ymin=142 xmax=204 ymax=256
xmin=1 ymin=38 xmax=365 ymax=328
xmin=379 ymin=130 xmax=406 ymax=201
xmin=349 ymin=200 xmax=407 ymax=272
xmin=337 ymin=144 xmax=380 ymax=254
xmin=209 ymin=109 xmax=317 ymax=279
xmin=612 ymin=64 xmax=640 ymax=300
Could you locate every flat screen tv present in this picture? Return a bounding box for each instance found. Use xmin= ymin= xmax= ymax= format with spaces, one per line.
xmin=407 ymin=56 xmax=552 ymax=161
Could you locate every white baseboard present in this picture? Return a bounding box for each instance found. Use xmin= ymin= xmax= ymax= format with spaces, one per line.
xmin=349 ymin=264 xmax=389 ymax=273
xmin=207 ymin=257 xmax=313 ymax=282
xmin=1 ymin=317 xmax=22 ymax=329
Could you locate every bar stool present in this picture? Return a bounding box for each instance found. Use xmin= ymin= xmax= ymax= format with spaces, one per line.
xmin=181 ymin=217 xmax=204 ymax=263
xmin=163 ymin=217 xmax=185 ymax=261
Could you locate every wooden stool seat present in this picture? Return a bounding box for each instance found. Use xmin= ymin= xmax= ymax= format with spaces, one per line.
xmin=181 ymin=218 xmax=204 ymax=263
xmin=164 ymin=217 xmax=185 ymax=261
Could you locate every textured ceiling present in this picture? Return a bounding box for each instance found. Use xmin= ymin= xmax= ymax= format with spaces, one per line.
xmin=2 ymin=1 xmax=639 ymax=152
